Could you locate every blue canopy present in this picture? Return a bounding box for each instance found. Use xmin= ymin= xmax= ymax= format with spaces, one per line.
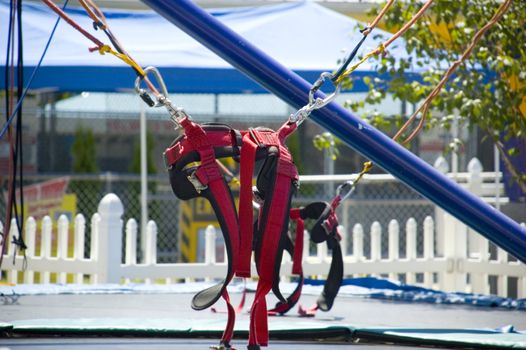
xmin=0 ymin=1 xmax=412 ymax=93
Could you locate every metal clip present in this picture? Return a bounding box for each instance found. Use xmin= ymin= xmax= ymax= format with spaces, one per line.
xmin=252 ymin=186 xmax=265 ymax=205
xmin=289 ymin=72 xmax=341 ymax=126
xmin=134 ymin=66 xmax=192 ymax=129
xmin=134 ymin=66 xmax=169 ymax=108
xmin=158 ymin=96 xmax=190 ymax=128
xmin=308 ymin=72 xmax=341 ymax=110
xmin=336 ymin=180 xmax=355 ymax=202
xmin=187 ymin=172 xmax=208 ymax=193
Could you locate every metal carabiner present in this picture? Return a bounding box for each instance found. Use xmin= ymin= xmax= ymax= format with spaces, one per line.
xmin=288 ymin=71 xmax=341 ymax=126
xmin=134 ymin=66 xmax=169 ymax=108
xmin=135 ymin=66 xmax=190 ymax=128
xmin=308 ymin=72 xmax=341 ymax=110
xmin=336 ymin=180 xmax=356 ymax=203
xmin=288 ymin=104 xmax=314 ymax=125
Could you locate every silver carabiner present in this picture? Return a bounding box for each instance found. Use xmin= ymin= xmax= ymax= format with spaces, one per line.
xmin=308 ymin=72 xmax=341 ymax=110
xmin=336 ymin=180 xmax=355 ymax=202
xmin=289 ymin=72 xmax=342 ymax=126
xmin=135 ymin=66 xmax=190 ymax=128
xmin=288 ymin=104 xmax=315 ymax=125
xmin=134 ymin=66 xmax=169 ymax=108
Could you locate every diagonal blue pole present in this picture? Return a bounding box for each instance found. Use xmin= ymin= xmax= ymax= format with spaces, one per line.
xmin=141 ymin=0 xmax=526 ymax=263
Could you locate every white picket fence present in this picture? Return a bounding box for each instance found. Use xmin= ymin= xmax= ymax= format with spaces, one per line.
xmin=1 ymin=194 xmax=525 ymax=298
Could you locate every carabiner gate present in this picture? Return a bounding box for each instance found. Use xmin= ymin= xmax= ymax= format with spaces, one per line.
xmin=308 ymin=72 xmax=341 ymax=110
xmin=134 ymin=66 xmax=169 ymax=108
xmin=289 ymin=72 xmax=341 ymax=126
xmin=336 ymin=180 xmax=355 ymax=202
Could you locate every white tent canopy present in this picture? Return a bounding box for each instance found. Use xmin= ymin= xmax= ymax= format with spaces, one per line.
xmin=0 ymin=0 xmax=414 ymax=93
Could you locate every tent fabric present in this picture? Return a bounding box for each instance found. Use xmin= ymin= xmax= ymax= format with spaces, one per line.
xmin=0 ymin=1 xmax=411 ymax=93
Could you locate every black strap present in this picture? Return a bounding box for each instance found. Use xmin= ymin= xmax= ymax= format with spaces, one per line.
xmin=300 ymin=201 xmax=344 ymax=312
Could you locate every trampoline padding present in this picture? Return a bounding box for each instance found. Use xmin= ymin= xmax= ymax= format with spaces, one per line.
xmin=4 ymin=318 xmax=526 ymax=349
xmin=355 ymin=327 xmax=526 ymax=349
xmin=10 ymin=318 xmax=192 ymax=336
xmin=0 ymin=322 xmax=13 ymax=331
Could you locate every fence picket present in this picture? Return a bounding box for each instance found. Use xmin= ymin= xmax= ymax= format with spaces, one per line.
xmin=74 ymin=214 xmax=86 ymax=284
xmin=145 ymin=220 xmax=158 ymax=284
xmin=370 ymin=222 xmax=381 ymax=262
xmin=204 ymin=224 xmax=216 ymax=283
xmin=388 ymin=219 xmax=399 ymax=280
xmin=353 ymin=224 xmax=364 ymax=263
xmin=406 ymin=218 xmax=417 ymax=284
xmin=41 ymin=216 xmax=52 ymax=283
xmin=23 ymin=217 xmax=37 ymax=284
xmin=125 ymin=218 xmax=138 ymax=284
xmin=423 ymin=216 xmax=434 ymax=288
xmin=57 ymin=215 xmax=69 ymax=284
xmin=90 ymin=213 xmax=101 ymax=284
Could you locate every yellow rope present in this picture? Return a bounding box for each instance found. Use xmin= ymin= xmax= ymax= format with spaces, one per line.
xmin=334 ymin=44 xmax=385 ymax=85
xmin=334 ymin=0 xmax=434 ymax=85
xmin=354 ymin=161 xmax=373 ymax=185
xmin=97 ymin=45 xmax=145 ymax=77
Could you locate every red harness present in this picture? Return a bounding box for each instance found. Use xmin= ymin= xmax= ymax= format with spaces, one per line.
xmin=164 ymin=117 xmax=298 ymax=349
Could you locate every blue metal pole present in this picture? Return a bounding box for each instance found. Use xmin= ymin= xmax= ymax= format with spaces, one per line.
xmin=142 ymin=0 xmax=526 ymax=263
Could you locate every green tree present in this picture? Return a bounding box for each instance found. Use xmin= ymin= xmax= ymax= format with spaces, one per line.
xmin=130 ymin=131 xmax=157 ymax=175
xmin=70 ymin=126 xmax=100 ymax=218
xmin=71 ymin=126 xmax=98 ymax=173
xmin=128 ymin=131 xmax=158 ymax=224
xmin=340 ymin=0 xmax=526 ymax=191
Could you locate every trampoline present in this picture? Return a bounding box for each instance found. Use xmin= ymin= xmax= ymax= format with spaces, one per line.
xmin=2 ymin=1 xmax=526 ymax=350
xmin=1 ymin=289 xmax=526 ymax=349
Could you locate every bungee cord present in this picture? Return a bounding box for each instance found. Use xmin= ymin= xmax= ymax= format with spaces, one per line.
xmin=393 ymin=0 xmax=513 ymax=145
xmin=293 ymin=0 xmax=512 ymax=199
xmin=288 ymin=0 xmax=396 ymax=126
xmin=1 ymin=0 xmax=29 ymax=269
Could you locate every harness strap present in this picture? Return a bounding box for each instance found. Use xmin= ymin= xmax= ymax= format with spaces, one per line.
xmin=290 ymin=208 xmax=304 ymax=275
xmin=249 ymin=124 xmax=298 ymax=347
xmin=297 ymin=201 xmax=344 ymax=315
xmin=271 ymin=200 xmax=344 ymax=318
xmin=317 ymin=235 xmax=343 ymax=311
xmin=267 ymin=233 xmax=304 ymax=316
xmin=237 ymin=133 xmax=259 ymax=278
xmin=176 ymin=118 xmax=240 ymax=346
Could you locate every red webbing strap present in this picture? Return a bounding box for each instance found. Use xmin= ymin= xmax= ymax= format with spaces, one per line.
xmin=267 ymin=277 xmax=303 ymax=316
xmin=249 ymin=127 xmax=298 ymax=347
xmin=249 ymin=170 xmax=294 ymax=347
xmin=164 ymin=130 xmax=235 ymax=167
xmin=211 ymin=279 xmax=247 ymax=315
xmin=203 ymin=167 xmax=239 ymax=345
xmin=298 ymin=304 xmax=319 ymax=317
xmin=179 ymin=117 xmax=240 ymax=345
xmin=289 ymin=208 xmax=304 ymax=275
xmin=220 ymin=289 xmax=236 ymax=346
xmin=237 ymin=133 xmax=258 ymax=278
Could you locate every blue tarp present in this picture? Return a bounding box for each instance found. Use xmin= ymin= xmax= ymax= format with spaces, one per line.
xmin=0 ymin=1 xmax=412 ymax=93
